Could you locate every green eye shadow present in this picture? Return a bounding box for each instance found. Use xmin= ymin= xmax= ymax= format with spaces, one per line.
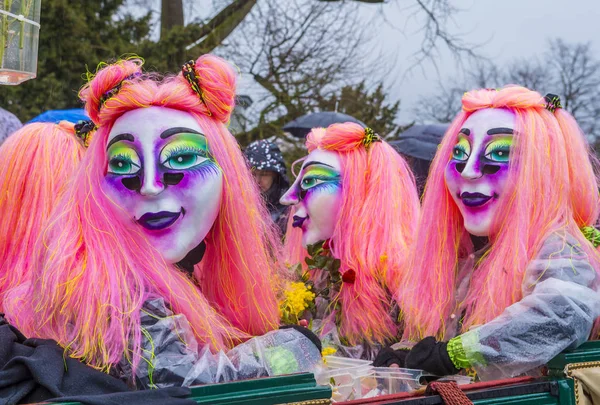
xmin=484 ymin=136 xmax=513 ymax=155
xmin=300 ymin=166 xmax=341 ymax=190
xmin=302 ymin=166 xmax=340 ymax=179
xmin=456 ymin=137 xmax=471 ymax=154
xmin=159 ymin=133 xmax=209 ymax=163
xmin=107 ymin=144 xmax=140 ymax=164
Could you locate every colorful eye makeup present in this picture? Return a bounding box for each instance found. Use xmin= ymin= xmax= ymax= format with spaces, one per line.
xmin=159 ymin=133 xmax=211 ymax=171
xmin=299 ymin=165 xmax=341 ymax=200
xmin=107 ymin=132 xmax=212 ymax=179
xmin=300 ymin=166 xmax=341 ymax=190
xmin=452 ymin=137 xmax=471 ymax=161
xmin=484 ymin=137 xmax=512 ymax=163
xmin=451 ymin=136 xmax=512 ymax=164
xmin=107 ymin=145 xmax=141 ymax=175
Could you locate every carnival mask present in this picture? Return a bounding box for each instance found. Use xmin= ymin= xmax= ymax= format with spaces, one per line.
xmin=103 ymin=106 xmax=223 ymax=263
xmin=280 ymin=149 xmax=342 ymax=247
xmin=444 ymin=108 xmax=515 ymax=237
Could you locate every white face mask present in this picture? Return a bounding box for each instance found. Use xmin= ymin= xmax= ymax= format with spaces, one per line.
xmin=280 ymin=149 xmax=342 ymax=247
xmin=103 ymin=106 xmax=223 ymax=263
xmin=445 ymin=108 xmax=515 ymax=237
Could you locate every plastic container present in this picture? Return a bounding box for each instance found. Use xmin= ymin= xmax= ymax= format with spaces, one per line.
xmin=316 ymin=356 xmax=374 ymax=402
xmin=361 ymin=367 xmax=473 ymax=398
xmin=317 ymin=356 xmax=472 ymax=402
xmin=0 ymin=0 xmax=41 ymax=85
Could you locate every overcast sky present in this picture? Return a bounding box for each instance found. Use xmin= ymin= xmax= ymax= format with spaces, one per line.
xmin=141 ymin=0 xmax=600 ymax=124
xmin=359 ymin=0 xmax=600 ymax=122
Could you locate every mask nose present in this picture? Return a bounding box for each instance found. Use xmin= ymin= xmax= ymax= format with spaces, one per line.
xmin=140 ymin=165 xmax=165 ymax=196
xmin=280 ymin=184 xmax=300 ymax=205
xmin=460 ymin=157 xmax=483 ymax=180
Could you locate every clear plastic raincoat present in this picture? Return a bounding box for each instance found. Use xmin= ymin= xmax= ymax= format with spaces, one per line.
xmin=454 ymin=231 xmax=600 ymax=380
xmin=117 ymin=298 xmax=322 ymax=389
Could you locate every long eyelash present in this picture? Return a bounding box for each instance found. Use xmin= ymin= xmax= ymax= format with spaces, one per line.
xmin=188 ymin=162 xmax=220 ymax=180
xmin=486 ymin=142 xmax=511 ymax=154
xmin=456 ymin=137 xmax=470 ymax=150
xmin=110 ymin=153 xmax=139 ymax=166
xmin=312 ymin=181 xmax=340 ymax=193
xmin=454 ymin=144 xmax=469 ymax=156
xmin=300 ymin=180 xmax=340 ymax=199
xmin=162 ymin=145 xmax=209 ymax=161
xmin=303 ymin=174 xmax=341 ymax=182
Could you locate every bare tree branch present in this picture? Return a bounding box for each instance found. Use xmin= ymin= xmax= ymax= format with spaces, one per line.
xmin=411 ymin=38 xmax=600 ymax=141
xmin=220 ymin=0 xmax=374 ymax=133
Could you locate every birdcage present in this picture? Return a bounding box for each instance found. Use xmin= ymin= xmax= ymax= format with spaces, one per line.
xmin=0 ymin=0 xmax=41 ymax=85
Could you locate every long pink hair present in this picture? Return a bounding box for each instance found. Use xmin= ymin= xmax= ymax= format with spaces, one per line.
xmin=0 ymin=122 xmax=84 ymax=311
xmin=400 ymin=86 xmax=600 ymax=340
xmin=5 ymin=55 xmax=282 ymax=371
xmin=284 ymin=123 xmax=420 ymax=345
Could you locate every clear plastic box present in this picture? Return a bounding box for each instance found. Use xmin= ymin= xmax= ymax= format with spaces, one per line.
xmin=317 ymin=356 xmax=374 ymax=402
xmin=361 ymin=367 xmax=472 ymax=398
xmin=317 ymin=356 xmax=472 ymax=402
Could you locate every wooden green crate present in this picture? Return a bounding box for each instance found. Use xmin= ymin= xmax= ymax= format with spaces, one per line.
xmin=188 ymin=373 xmax=331 ymax=404
xmin=41 ymin=373 xmax=331 ymax=405
xmin=547 ymin=340 xmax=600 ymax=376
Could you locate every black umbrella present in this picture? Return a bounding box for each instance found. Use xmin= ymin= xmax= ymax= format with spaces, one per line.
xmin=390 ymin=124 xmax=449 ymax=196
xmin=389 ymin=124 xmax=448 ymax=161
xmin=283 ymin=112 xmax=366 ymax=138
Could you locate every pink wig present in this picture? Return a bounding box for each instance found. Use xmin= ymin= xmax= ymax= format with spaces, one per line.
xmin=400 ymin=86 xmax=600 ymax=340
xmin=6 ymin=55 xmax=282 ymax=371
xmin=284 ymin=122 xmax=420 ymax=345
xmin=0 ymin=122 xmax=84 ymax=311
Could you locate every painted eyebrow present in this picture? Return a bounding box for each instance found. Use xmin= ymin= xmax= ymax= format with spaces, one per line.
xmin=160 ymin=127 xmax=203 ymax=139
xmin=107 ymin=133 xmax=135 ymax=149
xmin=302 ymin=161 xmax=335 ymax=170
xmin=459 ymin=128 xmax=470 ymax=136
xmin=487 ymin=127 xmax=514 ymax=135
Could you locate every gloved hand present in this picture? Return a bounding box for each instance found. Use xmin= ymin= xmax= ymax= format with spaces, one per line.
xmin=280 ymin=324 xmax=323 ymax=354
xmin=373 ymin=347 xmax=409 ymax=367
xmin=405 ymin=336 xmax=460 ymax=376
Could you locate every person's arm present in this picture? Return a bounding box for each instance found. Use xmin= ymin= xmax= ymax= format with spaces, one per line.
xmin=128 ymin=298 xmax=322 ymax=389
xmin=448 ymin=232 xmax=600 ymax=380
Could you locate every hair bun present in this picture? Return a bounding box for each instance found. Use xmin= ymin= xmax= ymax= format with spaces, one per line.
xmin=462 ymin=85 xmax=544 ymax=112
xmin=79 ymin=58 xmax=144 ymax=123
xmin=187 ymin=55 xmax=237 ymax=123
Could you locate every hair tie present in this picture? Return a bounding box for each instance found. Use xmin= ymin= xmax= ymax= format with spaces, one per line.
xmin=582 ymin=226 xmax=600 ymax=248
xmin=363 ymin=127 xmax=381 ymax=150
xmin=182 ymin=60 xmax=211 ymax=116
xmin=98 ymin=72 xmax=141 ymax=112
xmin=74 ymin=120 xmax=96 ymax=147
xmin=544 ymin=93 xmax=562 ymax=113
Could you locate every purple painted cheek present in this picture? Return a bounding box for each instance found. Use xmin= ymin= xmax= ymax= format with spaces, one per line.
xmin=446 ymin=162 xmax=464 ymax=180
xmin=466 ymin=165 xmax=510 ymax=205
xmin=104 ymin=175 xmax=140 ymax=195
xmin=159 ymin=164 xmax=220 ymax=195
xmin=482 ymin=164 xmax=509 ymax=188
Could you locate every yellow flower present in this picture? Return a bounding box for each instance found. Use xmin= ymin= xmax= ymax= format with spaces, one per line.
xmin=279 ymin=282 xmax=315 ymax=323
xmin=322 ymin=347 xmax=337 ymax=357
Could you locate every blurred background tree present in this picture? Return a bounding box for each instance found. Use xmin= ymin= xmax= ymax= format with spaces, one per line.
xmin=0 ymin=0 xmax=151 ymax=120
xmin=0 ymin=0 xmax=480 ymax=143
xmin=412 ymin=38 xmax=600 ymax=143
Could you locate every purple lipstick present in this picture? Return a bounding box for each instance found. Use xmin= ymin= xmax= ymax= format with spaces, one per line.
xmin=460 ymin=192 xmax=492 ymax=207
xmin=292 ymin=215 xmax=307 ymax=228
xmin=137 ymin=210 xmax=181 ymax=230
